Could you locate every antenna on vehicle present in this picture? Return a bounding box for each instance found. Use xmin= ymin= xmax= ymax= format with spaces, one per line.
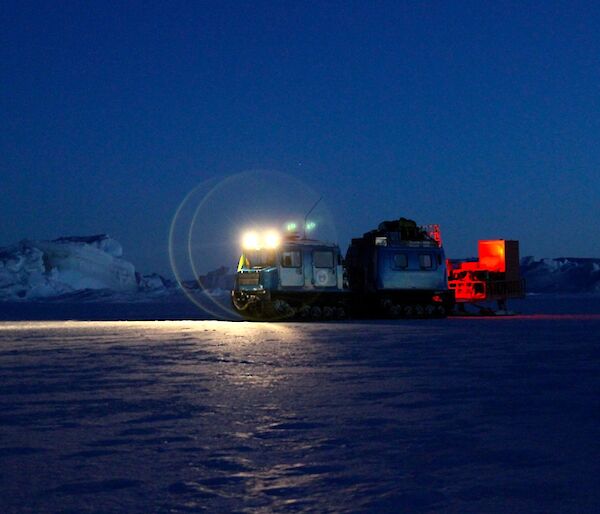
xmin=303 ymin=196 xmax=322 ymax=239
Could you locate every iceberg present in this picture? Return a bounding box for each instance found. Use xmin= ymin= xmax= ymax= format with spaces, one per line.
xmin=521 ymin=256 xmax=600 ymax=293
xmin=0 ymin=235 xmax=140 ymax=300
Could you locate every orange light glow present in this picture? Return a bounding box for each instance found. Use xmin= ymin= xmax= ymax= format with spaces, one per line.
xmin=448 ymin=277 xmax=487 ymax=301
xmin=478 ymin=240 xmax=506 ymax=272
xmin=448 ymin=239 xmax=522 ymax=303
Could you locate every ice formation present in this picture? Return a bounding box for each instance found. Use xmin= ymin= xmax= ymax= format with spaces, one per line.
xmin=521 ymin=256 xmax=600 ymax=293
xmin=0 ymin=235 xmax=143 ymax=300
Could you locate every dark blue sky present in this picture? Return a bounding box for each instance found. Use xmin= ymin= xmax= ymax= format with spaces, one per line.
xmin=2 ymin=1 xmax=599 ymax=274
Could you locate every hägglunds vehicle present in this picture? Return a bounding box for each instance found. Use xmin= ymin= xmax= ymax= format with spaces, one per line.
xmin=231 ymin=217 xmax=455 ymax=320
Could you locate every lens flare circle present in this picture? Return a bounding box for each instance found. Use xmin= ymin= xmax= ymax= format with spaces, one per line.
xmin=169 ymin=170 xmax=338 ymax=320
xmin=168 ymin=177 xmax=231 ymax=319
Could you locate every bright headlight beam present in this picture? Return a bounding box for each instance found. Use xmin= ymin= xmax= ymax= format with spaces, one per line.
xmin=242 ymin=231 xmax=260 ymax=250
xmin=264 ymin=230 xmax=281 ymax=249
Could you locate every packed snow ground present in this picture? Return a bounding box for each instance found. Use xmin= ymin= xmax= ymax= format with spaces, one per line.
xmin=1 ymin=311 xmax=598 ymax=512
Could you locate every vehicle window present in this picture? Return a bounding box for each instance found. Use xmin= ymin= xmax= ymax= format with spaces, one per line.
xmin=419 ymin=254 xmax=433 ymax=269
xmin=313 ymin=250 xmax=334 ymax=268
xmin=393 ymin=253 xmax=408 ymax=269
xmin=281 ymin=250 xmax=302 ymax=268
xmin=246 ymin=250 xmax=276 ymax=268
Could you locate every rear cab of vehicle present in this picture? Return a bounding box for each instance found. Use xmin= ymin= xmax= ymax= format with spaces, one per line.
xmin=345 ymin=219 xmax=454 ymax=316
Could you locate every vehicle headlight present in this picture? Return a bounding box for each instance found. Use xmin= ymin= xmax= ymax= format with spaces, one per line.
xmin=264 ymin=230 xmax=281 ymax=249
xmin=242 ymin=231 xmax=260 ymax=250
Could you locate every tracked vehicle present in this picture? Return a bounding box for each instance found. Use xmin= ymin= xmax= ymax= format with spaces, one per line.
xmin=231 ymin=217 xmax=456 ymax=320
xmin=345 ymin=218 xmax=454 ymax=317
xmin=231 ymin=229 xmax=346 ymax=320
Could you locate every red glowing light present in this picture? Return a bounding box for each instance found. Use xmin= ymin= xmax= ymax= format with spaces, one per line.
xmin=478 ymin=240 xmax=506 ymax=272
xmin=448 ymin=240 xmax=523 ymax=303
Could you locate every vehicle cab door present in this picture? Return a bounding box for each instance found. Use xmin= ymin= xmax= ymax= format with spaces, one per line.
xmin=279 ymin=248 xmax=304 ymax=287
xmin=311 ymin=249 xmax=337 ymax=288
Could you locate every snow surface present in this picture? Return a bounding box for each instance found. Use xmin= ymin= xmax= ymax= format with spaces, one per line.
xmin=0 ymin=307 xmax=599 ymax=512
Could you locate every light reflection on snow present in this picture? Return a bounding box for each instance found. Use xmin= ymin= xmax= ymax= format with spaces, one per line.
xmin=1 ymin=314 xmax=599 ymax=334
xmin=0 ymin=320 xmax=298 ymax=333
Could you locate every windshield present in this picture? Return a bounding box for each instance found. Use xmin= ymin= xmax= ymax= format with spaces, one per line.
xmin=243 ymin=249 xmax=277 ymax=268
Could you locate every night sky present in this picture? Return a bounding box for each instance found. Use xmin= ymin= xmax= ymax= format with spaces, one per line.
xmin=3 ymin=1 xmax=600 ymax=275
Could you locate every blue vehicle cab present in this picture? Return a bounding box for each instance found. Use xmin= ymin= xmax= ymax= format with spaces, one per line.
xmin=345 ymin=218 xmax=454 ymax=317
xmin=232 ymin=230 xmax=346 ymax=320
